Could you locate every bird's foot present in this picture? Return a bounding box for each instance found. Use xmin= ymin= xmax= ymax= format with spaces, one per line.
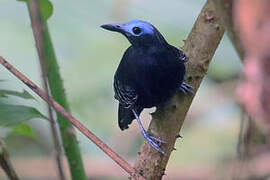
xmin=132 ymin=109 xmax=166 ymax=155
xmin=149 ymin=135 xmax=166 ymax=144
xmin=180 ymin=82 xmax=193 ymax=94
xmin=141 ymin=130 xmax=166 ymax=155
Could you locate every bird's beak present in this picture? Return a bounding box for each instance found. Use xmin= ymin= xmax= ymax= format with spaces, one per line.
xmin=100 ymin=24 xmax=124 ymax=33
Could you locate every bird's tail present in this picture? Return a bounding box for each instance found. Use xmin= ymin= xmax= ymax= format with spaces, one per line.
xmin=118 ymin=104 xmax=142 ymax=130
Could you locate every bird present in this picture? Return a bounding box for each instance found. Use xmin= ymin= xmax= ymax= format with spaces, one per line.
xmin=101 ymin=20 xmax=192 ymax=154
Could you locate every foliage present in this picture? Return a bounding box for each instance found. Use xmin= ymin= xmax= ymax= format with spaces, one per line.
xmin=12 ymin=124 xmax=36 ymax=139
xmin=0 ymin=89 xmax=35 ymax=100
xmin=17 ymin=0 xmax=53 ymax=20
xmin=0 ymin=103 xmax=47 ymax=127
xmin=0 ymin=87 xmax=47 ymax=139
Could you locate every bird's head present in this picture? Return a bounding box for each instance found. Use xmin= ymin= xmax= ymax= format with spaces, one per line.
xmin=101 ymin=20 xmax=167 ymax=47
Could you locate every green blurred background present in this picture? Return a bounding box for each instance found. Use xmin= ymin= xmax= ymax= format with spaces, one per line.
xmin=0 ymin=0 xmax=242 ymax=179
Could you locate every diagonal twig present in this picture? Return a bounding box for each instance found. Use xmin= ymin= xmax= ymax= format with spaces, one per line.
xmin=0 ymin=56 xmax=145 ymax=180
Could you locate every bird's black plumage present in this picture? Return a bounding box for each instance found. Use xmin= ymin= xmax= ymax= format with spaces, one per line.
xmin=101 ymin=20 xmax=191 ymax=154
xmin=114 ymin=44 xmax=187 ymax=129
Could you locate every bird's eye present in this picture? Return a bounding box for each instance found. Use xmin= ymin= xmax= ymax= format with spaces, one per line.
xmin=132 ymin=27 xmax=141 ymax=35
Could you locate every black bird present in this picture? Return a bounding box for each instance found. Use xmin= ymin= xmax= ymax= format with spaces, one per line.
xmin=101 ymin=20 xmax=192 ymax=154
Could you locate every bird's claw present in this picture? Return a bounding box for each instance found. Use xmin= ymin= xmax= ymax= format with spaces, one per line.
xmin=149 ymin=135 xmax=166 ymax=144
xmin=180 ymin=82 xmax=193 ymax=94
xmin=141 ymin=130 xmax=166 ymax=155
xmin=148 ymin=139 xmax=166 ymax=155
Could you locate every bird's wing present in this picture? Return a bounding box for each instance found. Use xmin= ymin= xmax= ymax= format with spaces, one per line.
xmin=167 ymin=44 xmax=188 ymax=63
xmin=177 ymin=49 xmax=188 ymax=62
xmin=113 ymin=79 xmax=138 ymax=108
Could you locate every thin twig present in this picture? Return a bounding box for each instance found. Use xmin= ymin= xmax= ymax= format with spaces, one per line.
xmin=0 ymin=139 xmax=20 ymax=180
xmin=26 ymin=0 xmax=87 ymax=179
xmin=0 ymin=56 xmax=144 ymax=180
xmin=26 ymin=1 xmax=66 ymax=179
xmin=45 ymin=89 xmax=66 ymax=180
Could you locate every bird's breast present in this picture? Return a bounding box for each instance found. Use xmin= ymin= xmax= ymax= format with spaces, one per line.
xmin=116 ymin=46 xmax=185 ymax=108
xmin=133 ymin=62 xmax=182 ymax=107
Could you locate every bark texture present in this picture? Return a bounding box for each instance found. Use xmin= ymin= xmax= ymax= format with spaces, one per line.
xmin=133 ymin=0 xmax=225 ymax=179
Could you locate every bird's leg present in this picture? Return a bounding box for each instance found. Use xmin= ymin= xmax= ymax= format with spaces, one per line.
xmin=132 ymin=109 xmax=166 ymax=155
xmin=179 ymin=82 xmax=193 ymax=94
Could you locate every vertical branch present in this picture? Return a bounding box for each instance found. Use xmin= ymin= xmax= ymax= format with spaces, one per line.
xmin=212 ymin=0 xmax=268 ymax=160
xmin=233 ymin=0 xmax=270 ymax=178
xmin=211 ymin=0 xmax=244 ymax=59
xmin=0 ymin=139 xmax=20 ymax=180
xmin=26 ymin=1 xmax=66 ymax=179
xmin=133 ymin=0 xmax=225 ymax=179
xmin=26 ymin=0 xmax=87 ymax=179
xmin=46 ymin=93 xmax=66 ymax=180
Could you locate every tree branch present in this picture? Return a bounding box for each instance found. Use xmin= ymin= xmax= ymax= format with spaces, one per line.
xmin=212 ymin=0 xmax=269 ymax=165
xmin=133 ymin=0 xmax=225 ymax=179
xmin=0 ymin=139 xmax=20 ymax=180
xmin=0 ymin=56 xmax=145 ymax=180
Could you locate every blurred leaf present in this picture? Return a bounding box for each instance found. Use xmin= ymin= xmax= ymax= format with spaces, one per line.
xmin=17 ymin=0 xmax=53 ymax=20
xmin=0 ymin=104 xmax=48 ymax=127
xmin=0 ymin=92 xmax=7 ymax=98
xmin=0 ymin=89 xmax=35 ymax=100
xmin=0 ymin=81 xmax=7 ymax=98
xmin=39 ymin=0 xmax=53 ymax=20
xmin=12 ymin=124 xmax=36 ymax=139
